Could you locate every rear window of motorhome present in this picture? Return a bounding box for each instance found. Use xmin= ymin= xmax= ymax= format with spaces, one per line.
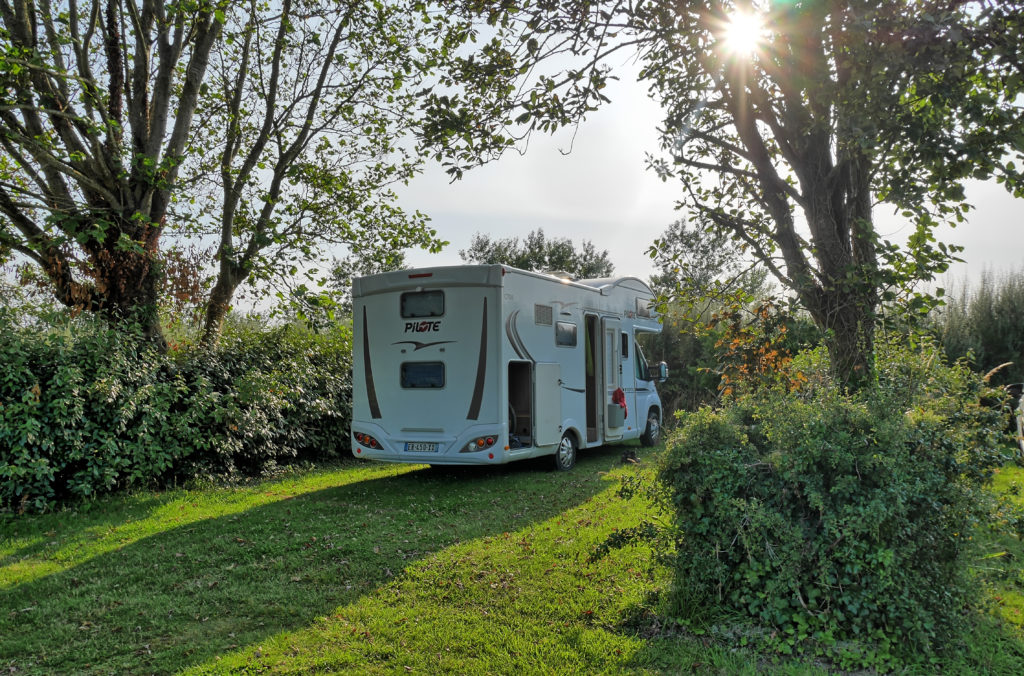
xmin=556 ymin=321 xmax=577 ymax=347
xmin=401 ymin=290 xmax=444 ymax=318
xmin=401 ymin=362 xmax=445 ymax=388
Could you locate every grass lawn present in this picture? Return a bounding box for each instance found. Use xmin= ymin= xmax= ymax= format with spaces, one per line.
xmin=4 ymin=445 xmax=1024 ymax=674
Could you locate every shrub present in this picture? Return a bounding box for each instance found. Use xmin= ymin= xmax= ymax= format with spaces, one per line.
xmin=642 ymin=300 xmax=820 ymax=418
xmin=172 ymin=318 xmax=353 ymax=477
xmin=657 ymin=338 xmax=1009 ymax=665
xmin=0 ymin=314 xmax=200 ymax=511
xmin=0 ymin=311 xmax=353 ymax=513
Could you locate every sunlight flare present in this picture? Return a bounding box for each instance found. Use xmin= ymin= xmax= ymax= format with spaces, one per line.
xmin=720 ymin=10 xmax=766 ymax=57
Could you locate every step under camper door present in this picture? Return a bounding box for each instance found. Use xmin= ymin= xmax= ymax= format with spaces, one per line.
xmin=534 ymin=362 xmax=562 ymax=447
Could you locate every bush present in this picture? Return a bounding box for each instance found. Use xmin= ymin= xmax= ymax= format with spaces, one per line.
xmin=0 ymin=314 xmax=197 ymax=511
xmin=658 ymin=339 xmax=1009 ymax=665
xmin=0 ymin=311 xmax=353 ymax=513
xmin=171 ymin=318 xmax=353 ymax=477
xmin=642 ymin=299 xmax=821 ymax=419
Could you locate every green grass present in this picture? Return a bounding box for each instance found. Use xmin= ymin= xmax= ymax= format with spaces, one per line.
xmin=0 ymin=446 xmax=672 ymax=674
xmin=4 ymin=448 xmax=1024 ymax=674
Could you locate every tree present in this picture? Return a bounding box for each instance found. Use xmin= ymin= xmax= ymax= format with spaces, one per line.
xmin=0 ymin=0 xmax=225 ymax=346
xmin=934 ymin=269 xmax=1024 ymax=385
xmin=453 ymin=0 xmax=1024 ymax=386
xmin=185 ymin=0 xmax=453 ymax=344
xmin=649 ymin=216 xmax=770 ymax=301
xmin=640 ymin=0 xmax=1024 ymax=385
xmin=0 ymin=1 xmax=517 ymax=347
xmin=459 ymin=228 xmax=614 ymax=278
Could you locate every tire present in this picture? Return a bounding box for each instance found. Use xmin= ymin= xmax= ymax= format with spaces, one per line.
xmin=640 ymin=410 xmax=660 ymax=447
xmin=553 ymin=432 xmax=577 ymax=471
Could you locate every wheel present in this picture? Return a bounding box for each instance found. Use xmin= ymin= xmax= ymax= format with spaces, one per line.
xmin=553 ymin=432 xmax=576 ymax=471
xmin=640 ymin=410 xmax=660 ymax=447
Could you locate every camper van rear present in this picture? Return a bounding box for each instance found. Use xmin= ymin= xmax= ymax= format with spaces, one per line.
xmin=351 ymin=265 xmax=666 ymax=470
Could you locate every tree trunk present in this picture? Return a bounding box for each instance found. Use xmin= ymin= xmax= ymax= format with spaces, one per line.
xmin=200 ymin=262 xmax=246 ymax=347
xmin=799 ymin=284 xmax=875 ymax=390
xmin=36 ymin=215 xmax=169 ymax=351
xmin=91 ymin=223 xmax=168 ymax=352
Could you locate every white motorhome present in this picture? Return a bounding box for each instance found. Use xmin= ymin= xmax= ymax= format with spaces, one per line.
xmin=351 ymin=265 xmax=667 ymax=470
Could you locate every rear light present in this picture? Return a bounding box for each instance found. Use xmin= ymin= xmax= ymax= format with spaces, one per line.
xmin=353 ymin=432 xmax=381 ymax=449
xmin=462 ymin=435 xmax=498 ymax=453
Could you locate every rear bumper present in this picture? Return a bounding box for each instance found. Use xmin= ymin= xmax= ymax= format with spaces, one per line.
xmin=351 ymin=421 xmax=509 ymax=465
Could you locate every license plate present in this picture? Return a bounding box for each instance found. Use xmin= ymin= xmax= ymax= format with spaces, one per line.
xmin=404 ymin=442 xmax=438 ymax=453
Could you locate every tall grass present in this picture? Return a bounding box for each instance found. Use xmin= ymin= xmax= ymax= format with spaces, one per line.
xmin=936 ymin=269 xmax=1024 ymax=385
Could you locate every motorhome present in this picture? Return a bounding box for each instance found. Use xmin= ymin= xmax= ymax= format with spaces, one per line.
xmin=351 ymin=264 xmax=667 ymax=470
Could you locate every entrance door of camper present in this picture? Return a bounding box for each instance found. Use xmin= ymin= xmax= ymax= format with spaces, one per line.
xmin=602 ymin=316 xmax=624 ymax=441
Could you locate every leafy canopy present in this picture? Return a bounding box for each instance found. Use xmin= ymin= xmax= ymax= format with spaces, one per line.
xmin=447 ymin=0 xmax=1024 ymax=385
xmin=459 ymin=228 xmax=615 ymax=279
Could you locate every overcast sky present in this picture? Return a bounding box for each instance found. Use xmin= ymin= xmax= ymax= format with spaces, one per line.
xmin=397 ymin=71 xmax=1022 ymax=291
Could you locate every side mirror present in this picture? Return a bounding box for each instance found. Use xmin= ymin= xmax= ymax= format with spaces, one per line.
xmin=648 ymin=362 xmax=668 ymax=382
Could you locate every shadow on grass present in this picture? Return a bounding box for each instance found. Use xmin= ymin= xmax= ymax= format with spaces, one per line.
xmin=1 ymin=445 xmax=628 ymax=674
xmin=0 ymin=495 xmax=172 ymax=571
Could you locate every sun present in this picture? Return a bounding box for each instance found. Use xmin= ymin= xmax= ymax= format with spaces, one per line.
xmin=720 ymin=11 xmax=766 ymax=57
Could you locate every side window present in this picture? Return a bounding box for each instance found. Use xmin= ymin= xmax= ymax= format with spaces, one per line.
xmin=401 ymin=290 xmax=444 ymax=318
xmin=635 ymin=341 xmax=650 ymax=381
xmin=555 ymin=321 xmax=577 ymax=347
xmin=621 ymin=332 xmax=629 ymax=359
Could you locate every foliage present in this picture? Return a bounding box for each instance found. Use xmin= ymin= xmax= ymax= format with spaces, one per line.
xmin=0 ymin=0 xmax=529 ymax=346
xmin=649 ymin=218 xmax=742 ymax=296
xmin=459 ymin=228 xmax=614 ymax=278
xmin=934 ymin=269 xmax=1024 ymax=386
xmin=641 ymin=297 xmax=819 ymax=418
xmin=639 ymin=308 xmax=722 ymax=416
xmin=655 ymin=338 xmax=1011 ymax=666
xmin=1 ymin=312 xmax=193 ymax=512
xmin=648 ymin=217 xmax=770 ymax=302
xmin=173 ymin=317 xmax=353 ymax=479
xmin=459 ymin=0 xmax=1024 ymax=386
xmin=0 ymin=312 xmax=352 ymax=513
xmin=709 ymin=299 xmax=817 ymax=398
